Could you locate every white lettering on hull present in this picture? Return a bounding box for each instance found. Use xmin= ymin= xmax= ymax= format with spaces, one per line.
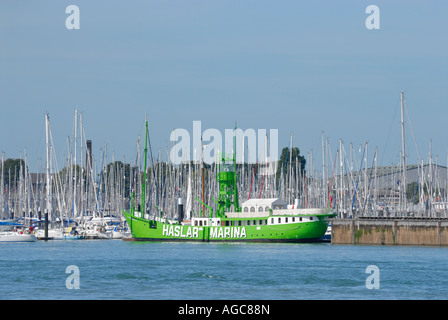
xmin=161 ymin=225 xmax=246 ymax=239
xmin=210 ymin=227 xmax=247 ymax=239
xmin=162 ymin=225 xmax=199 ymax=238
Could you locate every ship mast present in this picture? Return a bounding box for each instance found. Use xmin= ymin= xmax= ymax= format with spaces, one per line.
xmin=215 ymin=122 xmax=240 ymax=217
xmin=141 ymin=116 xmax=148 ymax=219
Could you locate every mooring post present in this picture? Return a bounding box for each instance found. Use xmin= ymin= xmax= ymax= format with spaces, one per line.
xmin=44 ymin=211 xmax=48 ymax=240
xmin=394 ymin=220 xmax=398 ymax=245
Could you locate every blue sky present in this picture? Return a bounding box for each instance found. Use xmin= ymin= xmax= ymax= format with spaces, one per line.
xmin=1 ymin=0 xmax=447 ymax=172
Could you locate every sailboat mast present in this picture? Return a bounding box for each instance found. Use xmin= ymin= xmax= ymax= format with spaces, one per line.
xmin=79 ymin=112 xmax=84 ymax=219
xmin=401 ymin=91 xmax=407 ymax=213
xmin=289 ymin=134 xmax=293 ymax=205
xmin=45 ymin=113 xmax=52 ymax=223
xmin=73 ymin=108 xmax=78 ymax=218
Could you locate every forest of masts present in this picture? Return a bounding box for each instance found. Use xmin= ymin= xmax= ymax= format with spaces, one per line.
xmin=2 ymin=110 xmax=448 ymax=224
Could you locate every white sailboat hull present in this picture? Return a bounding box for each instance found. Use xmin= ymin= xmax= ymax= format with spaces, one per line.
xmin=35 ymin=229 xmax=65 ymax=240
xmin=0 ymin=232 xmax=37 ymax=242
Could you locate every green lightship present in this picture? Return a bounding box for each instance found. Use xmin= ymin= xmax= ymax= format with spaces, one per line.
xmin=123 ymin=120 xmax=335 ymax=242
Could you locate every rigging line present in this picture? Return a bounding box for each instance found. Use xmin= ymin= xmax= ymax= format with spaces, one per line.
xmin=351 ymin=144 xmax=366 ymax=213
xmin=341 ymin=145 xmax=356 ymax=200
xmin=95 ymin=149 xmax=105 ymax=213
xmin=404 ymin=97 xmax=421 ymax=163
xmin=277 ymin=147 xmax=289 ymax=199
xmin=327 ymin=149 xmax=338 ymax=210
xmin=146 ymin=121 xmax=159 ymax=208
xmin=380 ymin=96 xmax=400 ymax=166
xmin=248 ymin=161 xmax=258 ymax=200
xmin=259 ymin=161 xmax=268 ymax=199
xmin=361 ymin=150 xmax=378 ymax=215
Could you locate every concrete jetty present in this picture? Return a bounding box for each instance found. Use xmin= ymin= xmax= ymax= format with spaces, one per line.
xmin=332 ymin=218 xmax=448 ymax=246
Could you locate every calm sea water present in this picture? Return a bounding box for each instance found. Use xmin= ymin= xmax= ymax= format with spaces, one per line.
xmin=1 ymin=240 xmax=448 ymax=300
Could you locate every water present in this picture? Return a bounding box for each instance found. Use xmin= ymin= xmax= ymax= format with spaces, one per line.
xmin=1 ymin=240 xmax=448 ymax=300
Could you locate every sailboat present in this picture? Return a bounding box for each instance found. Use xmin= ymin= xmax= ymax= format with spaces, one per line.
xmin=0 ymin=227 xmax=37 ymax=242
xmin=123 ymin=120 xmax=336 ymax=242
xmin=35 ymin=113 xmax=71 ymax=240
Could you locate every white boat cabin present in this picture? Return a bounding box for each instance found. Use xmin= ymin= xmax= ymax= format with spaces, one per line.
xmin=241 ymin=198 xmax=287 ymax=213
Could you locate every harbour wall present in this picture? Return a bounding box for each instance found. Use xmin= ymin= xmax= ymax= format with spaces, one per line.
xmin=332 ymin=218 xmax=448 ymax=246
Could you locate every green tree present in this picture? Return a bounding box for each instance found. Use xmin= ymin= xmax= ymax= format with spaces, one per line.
xmin=2 ymin=158 xmax=26 ymax=187
xmin=57 ymin=164 xmax=84 ymax=183
xmin=407 ymin=181 xmax=444 ymax=204
xmin=276 ymin=147 xmax=306 ymax=184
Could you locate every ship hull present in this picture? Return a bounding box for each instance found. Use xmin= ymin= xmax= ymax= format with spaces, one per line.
xmin=123 ymin=211 xmax=331 ymax=243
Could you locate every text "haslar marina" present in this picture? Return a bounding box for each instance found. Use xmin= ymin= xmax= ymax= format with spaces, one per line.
xmin=162 ymin=225 xmax=247 ymax=239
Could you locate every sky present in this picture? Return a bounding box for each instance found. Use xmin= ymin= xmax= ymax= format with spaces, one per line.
xmin=1 ymin=0 xmax=448 ymax=173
